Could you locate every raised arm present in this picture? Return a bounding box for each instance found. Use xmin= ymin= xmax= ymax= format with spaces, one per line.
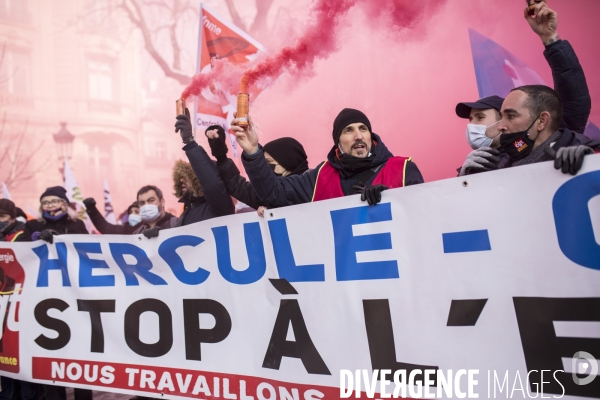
xmin=176 ymin=111 xmax=234 ymax=217
xmin=525 ymin=1 xmax=591 ymax=133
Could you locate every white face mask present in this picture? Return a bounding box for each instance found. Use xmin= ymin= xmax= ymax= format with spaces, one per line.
xmin=128 ymin=213 xmax=142 ymax=226
xmin=139 ymin=204 xmax=161 ymax=222
xmin=465 ymin=121 xmax=500 ymax=150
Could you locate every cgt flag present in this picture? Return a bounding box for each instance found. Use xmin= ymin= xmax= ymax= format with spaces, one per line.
xmin=194 ymin=3 xmax=265 ymax=156
xmin=103 ymin=179 xmax=116 ymax=224
xmin=469 ymin=28 xmax=600 ymax=140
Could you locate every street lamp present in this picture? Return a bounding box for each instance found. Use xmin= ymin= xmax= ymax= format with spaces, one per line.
xmin=53 ymin=122 xmax=75 ymax=174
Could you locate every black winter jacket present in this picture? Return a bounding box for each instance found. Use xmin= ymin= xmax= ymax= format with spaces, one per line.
xmin=87 ymin=206 xmax=137 ymax=234
xmin=216 ymin=158 xmax=264 ymax=210
xmin=18 ymin=216 xmax=88 ymax=241
xmin=0 ymin=221 xmax=25 ymax=242
xmin=241 ymin=133 xmax=423 ymax=208
xmin=180 ymin=141 xmax=235 ymax=222
xmin=545 ymin=40 xmax=591 ymax=134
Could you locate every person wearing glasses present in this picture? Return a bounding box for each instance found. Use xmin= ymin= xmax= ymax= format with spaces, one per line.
xmin=18 ymin=186 xmax=88 ymax=242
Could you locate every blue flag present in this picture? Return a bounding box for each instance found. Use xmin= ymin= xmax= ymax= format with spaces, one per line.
xmin=469 ymin=29 xmax=599 ymax=140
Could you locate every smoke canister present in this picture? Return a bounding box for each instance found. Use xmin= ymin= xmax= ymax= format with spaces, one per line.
xmin=176 ymin=98 xmax=186 ymax=116
xmin=237 ymin=75 xmax=249 ymax=128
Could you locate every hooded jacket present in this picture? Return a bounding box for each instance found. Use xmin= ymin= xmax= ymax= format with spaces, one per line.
xmin=241 ymin=133 xmax=423 ymax=207
xmin=179 ymin=141 xmax=235 ymax=224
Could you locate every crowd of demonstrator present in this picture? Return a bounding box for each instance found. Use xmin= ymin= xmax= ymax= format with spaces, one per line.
xmin=1 ymin=2 xmax=599 ymax=400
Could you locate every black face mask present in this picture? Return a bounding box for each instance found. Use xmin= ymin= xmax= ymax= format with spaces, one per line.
xmin=499 ymin=116 xmax=539 ymax=161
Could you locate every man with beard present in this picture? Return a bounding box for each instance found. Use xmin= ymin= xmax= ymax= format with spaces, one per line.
xmin=83 ymin=185 xmax=178 ymax=238
xmin=456 ymin=0 xmax=593 ymax=175
xmin=231 ymin=108 xmax=424 ymax=207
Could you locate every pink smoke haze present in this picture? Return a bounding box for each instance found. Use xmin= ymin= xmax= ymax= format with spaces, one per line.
xmin=182 ymin=0 xmax=448 ymax=99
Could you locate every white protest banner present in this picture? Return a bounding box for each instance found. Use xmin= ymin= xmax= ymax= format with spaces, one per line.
xmin=1 ymin=155 xmax=599 ymax=400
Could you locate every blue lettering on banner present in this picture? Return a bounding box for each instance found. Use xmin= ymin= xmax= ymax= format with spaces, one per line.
xmin=75 ymin=242 xmax=115 ymax=287
xmin=158 ymin=236 xmax=210 ymax=285
xmin=331 ymin=203 xmax=399 ymax=281
xmin=268 ymin=218 xmax=325 ymax=282
xmin=109 ymin=243 xmax=167 ymax=286
xmin=442 ymin=230 xmax=492 ymax=253
xmin=34 ymin=243 xmax=71 ymax=287
xmin=212 ymin=223 xmax=266 ymax=284
xmin=553 ymin=170 xmax=600 ymax=270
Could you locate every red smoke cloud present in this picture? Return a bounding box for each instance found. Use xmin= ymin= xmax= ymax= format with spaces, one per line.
xmin=181 ymin=0 xmax=447 ymax=100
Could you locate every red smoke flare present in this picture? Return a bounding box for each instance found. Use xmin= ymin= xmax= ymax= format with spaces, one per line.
xmin=181 ymin=0 xmax=446 ymax=100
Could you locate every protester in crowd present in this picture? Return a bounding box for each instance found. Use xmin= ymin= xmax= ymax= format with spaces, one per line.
xmin=83 ymin=186 xmax=178 ymax=238
xmin=85 ymin=199 xmax=141 ymax=234
xmin=456 ymin=1 xmax=592 ymax=175
xmin=231 ymin=108 xmax=423 ymax=207
xmin=0 ymin=199 xmax=25 ymax=242
xmin=15 ymin=186 xmax=91 ymax=400
xmin=115 ymin=201 xmax=140 ymax=226
xmin=174 ymin=109 xmax=235 ymax=221
xmin=495 ymin=85 xmax=599 ymax=175
xmin=205 ymin=125 xmax=309 ymax=212
xmin=17 ymin=186 xmax=87 ymax=242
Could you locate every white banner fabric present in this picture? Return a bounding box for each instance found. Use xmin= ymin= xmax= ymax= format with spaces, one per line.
xmin=1 ymin=155 xmax=600 ymax=400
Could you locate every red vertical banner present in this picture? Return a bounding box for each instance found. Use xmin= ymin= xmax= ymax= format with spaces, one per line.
xmin=194 ymin=4 xmax=265 ymax=156
xmin=0 ymin=248 xmax=25 ymax=373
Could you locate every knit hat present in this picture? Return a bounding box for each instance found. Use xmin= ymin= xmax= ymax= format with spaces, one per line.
xmin=40 ymin=186 xmax=69 ymax=202
xmin=332 ymin=108 xmax=372 ymax=145
xmin=0 ymin=199 xmax=16 ymax=218
xmin=263 ymin=137 xmax=309 ymax=175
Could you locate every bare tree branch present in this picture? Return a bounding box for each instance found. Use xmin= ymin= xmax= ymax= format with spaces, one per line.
xmin=249 ymin=0 xmax=276 ymax=40
xmin=223 ymin=0 xmax=248 ymax=32
xmin=119 ymin=0 xmax=191 ymax=85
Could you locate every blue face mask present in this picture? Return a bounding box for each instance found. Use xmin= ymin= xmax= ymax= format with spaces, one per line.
xmin=0 ymin=221 xmax=9 ymax=232
xmin=128 ymin=214 xmax=142 ymax=226
xmin=465 ymin=121 xmax=501 ymax=150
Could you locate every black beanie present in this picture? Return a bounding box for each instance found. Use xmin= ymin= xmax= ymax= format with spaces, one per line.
xmin=0 ymin=199 xmax=16 ymax=218
xmin=206 ymin=125 xmax=226 ymax=136
xmin=40 ymin=186 xmax=69 ymax=202
xmin=332 ymin=108 xmax=372 ymax=145
xmin=263 ymin=137 xmax=309 ymax=175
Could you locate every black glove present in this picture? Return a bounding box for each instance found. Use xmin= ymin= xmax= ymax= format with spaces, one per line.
xmin=459 ymin=147 xmax=501 ymax=176
xmin=175 ymin=108 xmax=194 ymax=144
xmin=553 ymin=145 xmax=594 ymax=175
xmin=143 ymin=226 xmax=161 ymax=239
xmin=83 ymin=197 xmax=97 ymax=210
xmin=353 ymin=184 xmax=389 ymax=206
xmin=39 ymin=229 xmax=59 ymax=244
xmin=206 ymin=126 xmax=228 ymax=159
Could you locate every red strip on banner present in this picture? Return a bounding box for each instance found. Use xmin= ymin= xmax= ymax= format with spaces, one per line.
xmin=32 ymin=357 xmax=356 ymax=399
